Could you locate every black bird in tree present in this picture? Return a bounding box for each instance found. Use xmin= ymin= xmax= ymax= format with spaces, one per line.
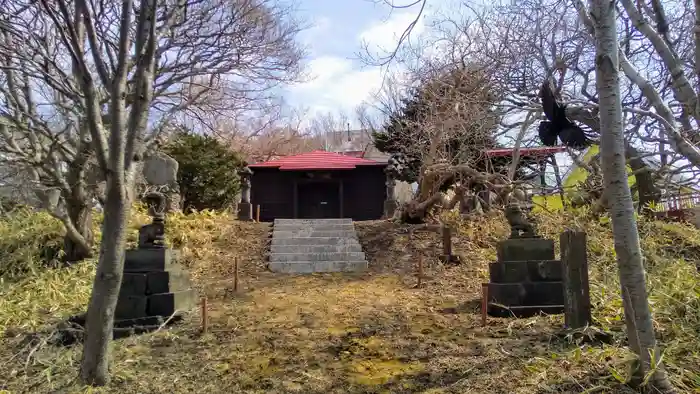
xmin=538 ymin=80 xmax=593 ymax=149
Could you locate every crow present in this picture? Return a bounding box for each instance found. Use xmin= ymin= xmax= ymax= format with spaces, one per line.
xmin=538 ymin=80 xmax=592 ymax=149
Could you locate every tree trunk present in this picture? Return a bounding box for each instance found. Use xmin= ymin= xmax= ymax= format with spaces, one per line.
xmin=63 ymin=202 xmax=94 ymax=262
xmin=590 ymin=1 xmax=675 ymax=392
xmin=79 ymin=178 xmax=130 ymax=386
xmin=64 ymin=149 xmax=95 ymax=262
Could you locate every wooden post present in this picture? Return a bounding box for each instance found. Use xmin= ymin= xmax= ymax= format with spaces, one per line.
xmin=481 ymin=283 xmax=489 ymax=326
xmin=256 ymin=205 xmax=261 ymax=222
xmin=201 ymin=297 xmax=208 ymax=334
xmin=560 ymin=230 xmax=592 ymax=329
xmin=442 ymin=225 xmax=452 ymax=261
xmin=233 ymin=257 xmax=239 ymax=293
xmin=416 ymin=255 xmax=423 ymax=288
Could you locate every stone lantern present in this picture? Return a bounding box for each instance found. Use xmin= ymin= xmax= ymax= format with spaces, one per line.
xmin=383 ymin=167 xmax=397 ymax=218
xmin=237 ymin=166 xmax=253 ymax=221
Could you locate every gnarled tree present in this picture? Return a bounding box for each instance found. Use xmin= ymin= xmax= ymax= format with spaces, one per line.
xmin=372 ymin=64 xmax=503 ymax=222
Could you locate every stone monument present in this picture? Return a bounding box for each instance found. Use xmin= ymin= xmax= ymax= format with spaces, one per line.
xmin=483 ymin=189 xmax=565 ymax=318
xmin=237 ymin=165 xmax=253 ymax=221
xmin=383 ymin=168 xmax=397 ymax=219
xmin=112 ymin=191 xmax=196 ymax=337
xmin=143 ymin=152 xmax=181 ymax=212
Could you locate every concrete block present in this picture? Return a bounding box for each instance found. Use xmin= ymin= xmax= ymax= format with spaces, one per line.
xmin=268 ymin=260 xmax=368 ymax=273
xmin=147 ymin=290 xmax=196 ymax=317
xmin=489 ymin=260 xmax=562 ymax=283
xmin=269 ymin=251 xmax=366 ymax=262
xmin=496 ymin=238 xmax=555 ymax=262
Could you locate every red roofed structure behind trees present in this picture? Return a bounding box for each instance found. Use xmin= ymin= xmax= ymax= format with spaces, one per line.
xmin=245 ymin=147 xmax=567 ymax=222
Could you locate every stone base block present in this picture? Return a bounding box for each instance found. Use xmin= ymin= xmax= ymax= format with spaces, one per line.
xmin=120 ymin=271 xmax=192 ymax=296
xmin=496 ymin=238 xmax=555 ymax=262
xmin=112 ymin=314 xmax=185 ymax=340
xmin=147 ymin=271 xmax=191 ymax=294
xmin=54 ymin=313 xmax=185 ymax=345
xmin=115 ymin=295 xmax=148 ymax=320
xmin=147 ymin=290 xmax=196 ymax=317
xmin=124 ymin=248 xmax=180 ymax=272
xmin=487 ymin=282 xmax=564 ymax=307
xmin=120 ymin=273 xmax=148 ymax=296
xmin=487 ymin=304 xmax=564 ymax=318
xmin=238 ymin=202 xmax=253 ymax=221
xmin=489 ymin=260 xmax=562 ymax=283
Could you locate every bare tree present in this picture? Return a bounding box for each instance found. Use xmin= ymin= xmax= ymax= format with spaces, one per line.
xmin=576 ymin=0 xmax=675 ymax=393
xmin=0 ymin=0 xmax=306 ymax=262
xmin=587 ymin=0 xmax=675 ymax=391
xmin=0 ymin=0 xmax=306 ymax=385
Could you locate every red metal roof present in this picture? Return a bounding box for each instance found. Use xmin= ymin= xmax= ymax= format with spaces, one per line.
xmin=248 ymin=150 xmax=386 ymax=170
xmin=485 ymin=146 xmax=567 ymax=158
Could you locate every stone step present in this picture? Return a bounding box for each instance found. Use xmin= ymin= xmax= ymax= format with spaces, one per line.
xmin=268 ymin=260 xmax=368 ymax=273
xmin=488 ymin=260 xmax=562 ymax=283
xmin=486 ymin=282 xmax=564 ymax=307
xmin=271 ymin=237 xmax=361 ymax=246
xmin=270 ymin=244 xmax=363 ymax=254
xmin=273 ymin=223 xmax=356 ymax=231
xmin=274 ymin=218 xmax=353 ymax=225
xmin=270 ymin=251 xmax=366 ymax=262
xmin=272 ymin=230 xmax=359 ymax=239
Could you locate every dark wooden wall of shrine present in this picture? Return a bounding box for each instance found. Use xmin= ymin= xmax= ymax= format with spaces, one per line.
xmin=250 ymin=165 xmax=387 ymax=222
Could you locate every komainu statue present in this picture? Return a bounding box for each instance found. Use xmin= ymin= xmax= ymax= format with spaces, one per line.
xmin=504 ymin=187 xmax=537 ymax=238
xmin=138 ymin=192 xmax=167 ymax=249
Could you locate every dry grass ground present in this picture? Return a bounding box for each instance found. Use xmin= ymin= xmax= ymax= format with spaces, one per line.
xmin=1 ymin=207 xmax=699 ymax=393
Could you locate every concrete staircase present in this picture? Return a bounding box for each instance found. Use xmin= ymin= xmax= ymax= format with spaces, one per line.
xmin=268 ymin=218 xmax=369 ymax=273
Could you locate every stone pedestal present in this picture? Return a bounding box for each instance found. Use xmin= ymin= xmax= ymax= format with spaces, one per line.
xmin=113 ymin=248 xmax=196 ymax=337
xmin=237 ymin=202 xmax=253 ymax=221
xmin=383 ymin=199 xmax=397 ymax=218
xmin=496 ymin=237 xmax=555 ymax=261
xmin=485 ymin=237 xmax=564 ymax=318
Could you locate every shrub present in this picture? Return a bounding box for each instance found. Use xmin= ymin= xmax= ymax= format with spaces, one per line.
xmin=163 ymin=132 xmax=245 ymax=212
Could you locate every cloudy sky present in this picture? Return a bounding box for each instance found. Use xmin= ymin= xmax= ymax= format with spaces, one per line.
xmin=281 ymin=0 xmax=450 ymax=122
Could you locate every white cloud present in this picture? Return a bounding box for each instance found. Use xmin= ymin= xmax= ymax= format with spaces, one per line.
xmin=300 ymin=16 xmax=331 ymax=50
xmin=288 ymin=56 xmax=384 ymax=118
xmin=284 ymin=9 xmax=433 ymax=124
xmin=359 ymin=11 xmax=427 ymax=53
